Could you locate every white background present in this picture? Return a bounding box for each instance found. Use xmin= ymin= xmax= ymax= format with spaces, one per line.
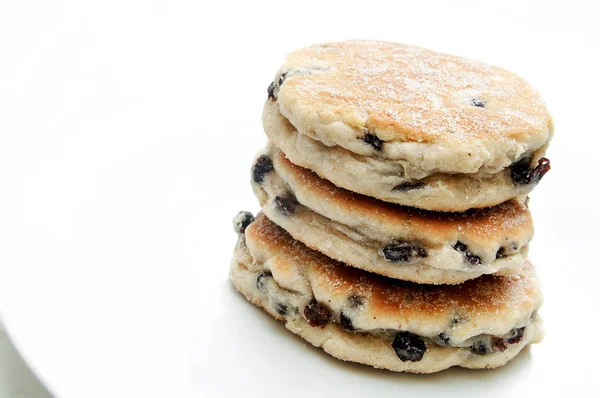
xmin=1 ymin=0 xmax=599 ymax=397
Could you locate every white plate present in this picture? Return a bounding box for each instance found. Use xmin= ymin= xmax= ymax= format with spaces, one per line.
xmin=1 ymin=1 xmax=600 ymax=397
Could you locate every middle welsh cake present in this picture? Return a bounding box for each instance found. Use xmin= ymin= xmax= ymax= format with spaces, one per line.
xmin=251 ymin=145 xmax=533 ymax=285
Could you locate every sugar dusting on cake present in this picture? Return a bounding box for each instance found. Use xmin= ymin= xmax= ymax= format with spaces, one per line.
xmin=280 ymin=40 xmax=552 ymax=144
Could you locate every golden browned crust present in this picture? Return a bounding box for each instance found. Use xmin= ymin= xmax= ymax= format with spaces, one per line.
xmin=230 ymin=259 xmax=544 ymax=373
xmin=274 ymin=149 xmax=533 ymax=246
xmin=245 ymin=213 xmax=541 ymax=338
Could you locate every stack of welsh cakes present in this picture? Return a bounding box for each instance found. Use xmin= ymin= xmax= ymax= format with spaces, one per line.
xmin=231 ymin=40 xmax=553 ymax=373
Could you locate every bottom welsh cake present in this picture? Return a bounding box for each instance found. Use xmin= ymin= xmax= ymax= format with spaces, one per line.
xmin=230 ymin=212 xmax=544 ymax=373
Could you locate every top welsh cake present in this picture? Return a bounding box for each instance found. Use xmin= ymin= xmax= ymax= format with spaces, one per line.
xmin=264 ymin=40 xmax=553 ymax=211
